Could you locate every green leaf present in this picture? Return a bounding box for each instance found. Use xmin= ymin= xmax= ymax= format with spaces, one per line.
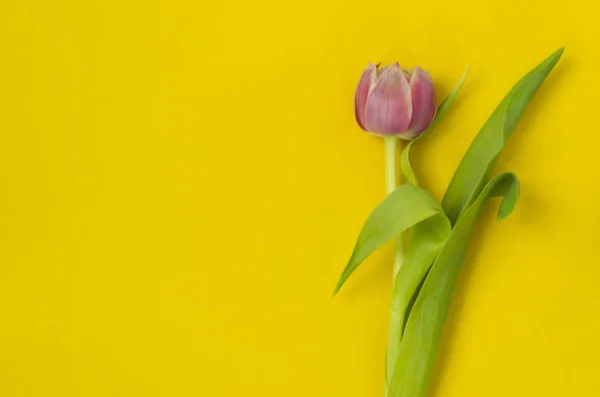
xmin=388 ymin=172 xmax=519 ymax=397
xmin=442 ymin=47 xmax=563 ymax=225
xmin=333 ymin=184 xmax=446 ymax=295
xmin=400 ymin=65 xmax=470 ymax=187
xmin=385 ymin=214 xmax=451 ymax=384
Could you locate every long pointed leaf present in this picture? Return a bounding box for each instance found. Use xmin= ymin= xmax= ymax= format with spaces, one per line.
xmin=442 ymin=48 xmax=563 ymax=225
xmin=385 ymin=214 xmax=451 ymax=384
xmin=388 ymin=172 xmax=520 ymax=397
xmin=333 ymin=184 xmax=445 ymax=294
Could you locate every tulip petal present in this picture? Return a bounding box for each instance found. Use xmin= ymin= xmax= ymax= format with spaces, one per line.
xmin=407 ymin=66 xmax=437 ymax=137
xmin=354 ymin=63 xmax=378 ymax=131
xmin=364 ymin=63 xmax=412 ymax=136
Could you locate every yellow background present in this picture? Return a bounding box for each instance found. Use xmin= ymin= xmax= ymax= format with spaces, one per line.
xmin=0 ymin=0 xmax=596 ymax=395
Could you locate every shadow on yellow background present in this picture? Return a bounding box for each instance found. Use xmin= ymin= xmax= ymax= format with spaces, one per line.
xmin=0 ymin=0 xmax=596 ymax=395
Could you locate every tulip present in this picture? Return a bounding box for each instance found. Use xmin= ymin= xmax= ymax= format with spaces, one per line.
xmin=354 ymin=63 xmax=438 ymax=361
xmin=355 ymin=63 xmax=437 ymax=140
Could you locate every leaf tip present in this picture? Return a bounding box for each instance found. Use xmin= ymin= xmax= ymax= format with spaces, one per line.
xmin=496 ymin=173 xmax=520 ymax=222
xmin=547 ymin=46 xmax=565 ymax=66
xmin=332 ymin=286 xmax=340 ymax=297
xmin=332 ymin=276 xmax=345 ymax=296
xmin=497 ymin=211 xmax=510 ymax=222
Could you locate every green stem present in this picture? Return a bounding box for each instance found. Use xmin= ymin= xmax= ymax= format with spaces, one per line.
xmin=383 ymin=136 xmax=405 ymax=395
xmin=384 ymin=136 xmax=405 ymax=277
xmin=384 ymin=136 xmax=398 ymax=195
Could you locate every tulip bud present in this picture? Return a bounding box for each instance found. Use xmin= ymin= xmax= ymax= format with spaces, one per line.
xmin=354 ymin=62 xmax=437 ymax=140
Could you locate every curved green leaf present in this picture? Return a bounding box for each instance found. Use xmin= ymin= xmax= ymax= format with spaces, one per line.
xmin=333 ymin=184 xmax=445 ymax=295
xmin=400 ymin=66 xmax=470 ymax=187
xmin=385 ymin=213 xmax=451 ymax=384
xmin=442 ymin=48 xmax=563 ymax=225
xmin=388 ymin=172 xmax=520 ymax=397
